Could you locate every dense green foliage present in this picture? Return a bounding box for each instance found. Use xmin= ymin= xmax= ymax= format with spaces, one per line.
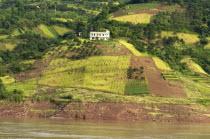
xmin=0 ymin=0 xmax=209 ymax=101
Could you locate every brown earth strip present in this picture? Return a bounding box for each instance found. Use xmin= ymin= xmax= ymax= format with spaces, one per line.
xmin=14 ymin=59 xmax=52 ymax=82
xmin=129 ymin=55 xmax=186 ymax=98
xmin=0 ymin=101 xmax=210 ymax=123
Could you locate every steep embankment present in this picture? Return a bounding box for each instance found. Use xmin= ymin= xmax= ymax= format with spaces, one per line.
xmin=1 ymin=101 xmax=210 ymax=123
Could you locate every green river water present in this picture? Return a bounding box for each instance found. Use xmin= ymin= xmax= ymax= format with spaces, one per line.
xmin=0 ymin=118 xmax=210 ymax=139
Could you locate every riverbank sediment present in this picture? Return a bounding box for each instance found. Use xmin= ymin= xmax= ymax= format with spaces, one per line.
xmin=0 ymin=100 xmax=210 ymax=123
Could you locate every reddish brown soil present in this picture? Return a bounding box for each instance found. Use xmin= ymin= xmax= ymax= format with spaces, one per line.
xmin=96 ymin=43 xmax=132 ymax=56
xmin=14 ymin=59 xmax=51 ymax=81
xmin=129 ymin=55 xmax=186 ymax=98
xmin=1 ymin=101 xmax=210 ymax=123
xmin=113 ymin=4 xmax=177 ymax=17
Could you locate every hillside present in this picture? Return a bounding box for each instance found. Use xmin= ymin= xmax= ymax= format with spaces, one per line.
xmin=0 ymin=0 xmax=209 ymax=122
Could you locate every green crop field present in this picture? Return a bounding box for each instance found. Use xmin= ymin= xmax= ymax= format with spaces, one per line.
xmin=180 ymin=57 xmax=207 ymax=74
xmin=153 ymin=57 xmax=172 ymax=71
xmin=38 ymin=24 xmax=58 ymax=38
xmin=161 ymin=31 xmax=200 ymax=45
xmin=39 ymin=56 xmax=130 ymax=94
xmin=111 ymin=14 xmax=152 ymax=24
xmin=124 ymin=79 xmax=149 ymax=95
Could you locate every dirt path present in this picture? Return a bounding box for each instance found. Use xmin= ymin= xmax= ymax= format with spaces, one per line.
xmin=14 ymin=59 xmax=52 ymax=82
xmin=130 ymin=55 xmax=186 ymax=98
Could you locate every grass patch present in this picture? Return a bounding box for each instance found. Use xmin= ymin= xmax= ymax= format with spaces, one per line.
xmin=153 ymin=57 xmax=172 ymax=71
xmin=180 ymin=57 xmax=207 ymax=74
xmin=52 ymin=18 xmax=73 ymax=22
xmin=123 ymin=3 xmax=160 ymax=14
xmin=38 ymin=24 xmax=58 ymax=38
xmin=111 ymin=14 xmax=152 ymax=24
xmin=0 ymin=76 xmax=16 ymax=85
xmin=52 ymin=26 xmax=70 ymax=36
xmin=4 ymin=43 xmax=17 ymax=51
xmin=6 ymin=78 xmax=38 ymax=96
xmin=204 ymin=37 xmax=210 ymax=49
xmin=57 ymin=87 xmax=193 ymax=104
xmin=30 ymin=109 xmax=58 ymax=114
xmin=0 ymin=35 xmax=9 ymax=39
xmin=161 ymin=31 xmax=200 ymax=45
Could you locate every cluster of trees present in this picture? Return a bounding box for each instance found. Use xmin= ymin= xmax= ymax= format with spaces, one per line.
xmin=69 ymin=38 xmax=101 ymax=60
xmin=0 ymin=79 xmax=24 ymax=101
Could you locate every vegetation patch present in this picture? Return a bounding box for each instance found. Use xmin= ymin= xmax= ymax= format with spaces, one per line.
xmin=111 ymin=14 xmax=152 ymax=24
xmin=161 ymin=72 xmax=179 ymax=81
xmin=0 ymin=76 xmax=16 ymax=85
xmin=153 ymin=57 xmax=172 ymax=71
xmin=119 ymin=40 xmax=149 ymax=56
xmin=6 ymin=78 xmax=38 ymax=96
xmin=204 ymin=37 xmax=210 ymax=49
xmin=52 ymin=18 xmax=73 ymax=22
xmin=38 ymin=24 xmax=58 ymax=38
xmin=0 ymin=35 xmax=9 ymax=39
xmin=4 ymin=43 xmax=17 ymax=51
xmin=180 ymin=57 xmax=207 ymax=74
xmin=52 ymin=26 xmax=70 ymax=36
xmin=124 ymin=79 xmax=149 ymax=95
xmin=161 ymin=31 xmax=200 ymax=45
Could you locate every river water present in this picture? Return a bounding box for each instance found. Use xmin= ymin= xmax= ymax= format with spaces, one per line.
xmin=0 ymin=118 xmax=210 ymax=139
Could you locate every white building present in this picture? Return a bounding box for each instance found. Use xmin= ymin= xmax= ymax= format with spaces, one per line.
xmin=89 ymin=30 xmax=110 ymax=41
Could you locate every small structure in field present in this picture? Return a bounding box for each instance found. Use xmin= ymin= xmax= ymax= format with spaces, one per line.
xmin=89 ymin=30 xmax=110 ymax=41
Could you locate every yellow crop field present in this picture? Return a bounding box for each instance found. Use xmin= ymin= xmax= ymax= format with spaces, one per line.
xmin=0 ymin=76 xmax=16 ymax=84
xmin=0 ymin=35 xmax=9 ymax=39
xmin=39 ymin=56 xmax=130 ymax=94
xmin=4 ymin=43 xmax=16 ymax=51
xmin=180 ymin=58 xmax=207 ymax=74
xmin=161 ymin=31 xmax=200 ymax=45
xmin=119 ymin=40 xmax=149 ymax=56
xmin=38 ymin=24 xmax=57 ymax=38
xmin=111 ymin=14 xmax=152 ymax=24
xmin=153 ymin=57 xmax=172 ymax=71
xmin=53 ymin=18 xmax=73 ymax=22
xmin=5 ymin=78 xmax=38 ymax=96
xmin=52 ymin=26 xmax=70 ymax=36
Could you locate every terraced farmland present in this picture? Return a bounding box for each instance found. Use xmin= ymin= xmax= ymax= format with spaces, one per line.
xmin=111 ymin=13 xmax=152 ymax=24
xmin=39 ymin=56 xmax=130 ymax=94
